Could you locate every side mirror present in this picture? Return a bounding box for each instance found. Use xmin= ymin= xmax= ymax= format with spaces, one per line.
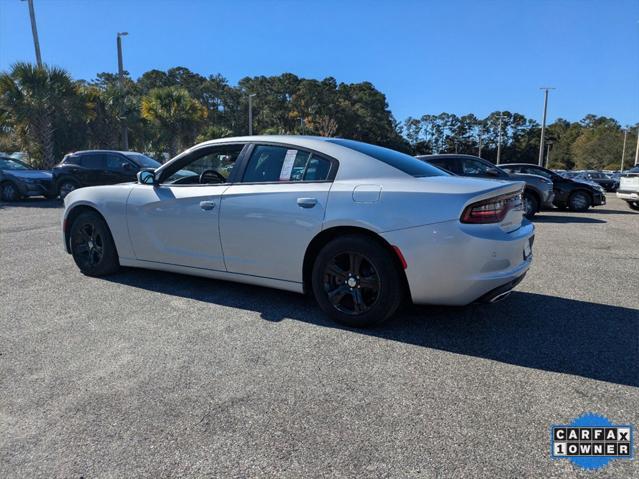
xmin=486 ymin=167 xmax=501 ymax=177
xmin=122 ymin=162 xmax=133 ymax=171
xmin=137 ymin=168 xmax=157 ymax=185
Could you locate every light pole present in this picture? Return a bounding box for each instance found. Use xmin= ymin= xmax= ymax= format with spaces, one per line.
xmin=117 ymin=32 xmax=128 ymax=150
xmin=545 ymin=140 xmax=553 ymax=168
xmin=248 ymin=93 xmax=256 ymax=135
xmin=538 ymin=87 xmax=555 ymax=166
xmin=620 ymin=129 xmax=628 ymax=172
xmin=496 ymin=113 xmax=503 ymax=164
xmin=634 ymin=127 xmax=639 ymax=167
xmin=22 ymin=0 xmax=42 ymax=67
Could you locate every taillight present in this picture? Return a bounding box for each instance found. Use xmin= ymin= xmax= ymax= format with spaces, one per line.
xmin=461 ymin=190 xmax=523 ymax=224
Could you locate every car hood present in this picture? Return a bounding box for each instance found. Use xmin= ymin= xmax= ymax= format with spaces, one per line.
xmin=4 ymin=169 xmax=53 ymax=180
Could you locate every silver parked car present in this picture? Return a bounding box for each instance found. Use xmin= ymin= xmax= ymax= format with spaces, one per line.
xmin=62 ymin=136 xmax=534 ymax=327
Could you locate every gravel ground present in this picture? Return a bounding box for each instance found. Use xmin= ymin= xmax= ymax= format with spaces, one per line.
xmin=1 ymin=195 xmax=637 ymax=478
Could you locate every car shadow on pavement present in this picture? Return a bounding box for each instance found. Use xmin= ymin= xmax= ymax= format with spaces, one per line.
xmin=534 ymin=215 xmax=606 ymax=224
xmin=0 ymin=198 xmax=61 ymax=209
xmin=105 ymin=268 xmax=638 ymax=388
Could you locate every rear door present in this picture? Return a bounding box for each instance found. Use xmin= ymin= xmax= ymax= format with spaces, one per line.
xmin=104 ymin=153 xmax=138 ymax=184
xmin=219 ymin=144 xmax=336 ymax=283
xmin=78 ymin=153 xmax=106 ymax=186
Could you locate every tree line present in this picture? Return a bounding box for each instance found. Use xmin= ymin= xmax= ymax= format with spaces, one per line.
xmin=1 ymin=62 xmax=636 ymax=170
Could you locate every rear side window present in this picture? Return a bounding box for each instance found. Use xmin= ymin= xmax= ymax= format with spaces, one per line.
xmin=63 ymin=155 xmax=81 ymax=165
xmin=80 ymin=154 xmax=105 ymax=169
xmin=327 ymin=138 xmax=446 ymax=177
xmin=243 ymin=145 xmax=332 ymax=183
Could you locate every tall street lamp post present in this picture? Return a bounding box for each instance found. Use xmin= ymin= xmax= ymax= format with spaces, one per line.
xmin=248 ymin=93 xmax=256 ymax=135
xmin=496 ymin=113 xmax=503 ymax=164
xmin=117 ymin=32 xmax=129 ymax=150
xmin=538 ymin=87 xmax=555 ymax=166
xmin=22 ymin=0 xmax=42 ymax=67
xmin=620 ymin=129 xmax=628 ymax=172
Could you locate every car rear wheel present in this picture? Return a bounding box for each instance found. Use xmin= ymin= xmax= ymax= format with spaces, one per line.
xmin=629 ymin=201 xmax=639 ymax=211
xmin=523 ymin=191 xmax=538 ymax=219
xmin=70 ymin=211 xmax=119 ymax=276
xmin=1 ymin=181 xmax=20 ymax=202
xmin=568 ymin=191 xmax=591 ymax=211
xmin=58 ymin=179 xmax=78 ymax=199
xmin=311 ymin=234 xmax=403 ymax=328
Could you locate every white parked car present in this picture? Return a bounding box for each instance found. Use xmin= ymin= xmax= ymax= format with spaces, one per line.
xmin=617 ymin=166 xmax=639 ymax=211
xmin=62 ymin=136 xmax=534 ymax=327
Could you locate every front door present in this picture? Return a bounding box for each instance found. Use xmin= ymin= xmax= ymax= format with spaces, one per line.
xmin=126 ymin=143 xmax=246 ymax=271
xmin=220 ymin=144 xmax=335 ymax=283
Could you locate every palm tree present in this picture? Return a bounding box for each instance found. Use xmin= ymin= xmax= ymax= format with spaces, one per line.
xmin=0 ymin=62 xmax=78 ymax=168
xmin=140 ymin=86 xmax=207 ymax=157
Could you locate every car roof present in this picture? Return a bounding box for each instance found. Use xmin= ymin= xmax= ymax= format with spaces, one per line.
xmin=70 ymin=150 xmax=139 ymax=155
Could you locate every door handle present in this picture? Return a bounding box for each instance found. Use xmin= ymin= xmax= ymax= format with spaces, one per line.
xmin=199 ymin=200 xmax=216 ymax=211
xmin=297 ymin=197 xmax=317 ymax=208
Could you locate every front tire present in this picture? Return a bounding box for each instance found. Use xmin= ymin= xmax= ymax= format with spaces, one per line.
xmin=70 ymin=211 xmax=119 ymax=276
xmin=629 ymin=201 xmax=639 ymax=211
xmin=568 ymin=191 xmax=591 ymax=212
xmin=311 ymin=235 xmax=403 ymax=327
xmin=1 ymin=181 xmax=20 ymax=202
xmin=58 ymin=179 xmax=79 ymax=199
xmin=523 ymin=191 xmax=539 ymax=219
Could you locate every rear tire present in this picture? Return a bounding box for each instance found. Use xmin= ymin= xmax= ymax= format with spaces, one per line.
xmin=568 ymin=191 xmax=591 ymax=212
xmin=311 ymin=234 xmax=403 ymax=328
xmin=523 ymin=191 xmax=539 ymax=219
xmin=70 ymin=211 xmax=120 ymax=276
xmin=629 ymin=201 xmax=639 ymax=211
xmin=1 ymin=181 xmax=20 ymax=202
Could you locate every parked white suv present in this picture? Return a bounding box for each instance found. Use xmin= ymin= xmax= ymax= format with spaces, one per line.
xmin=616 ymin=166 xmax=639 ymax=210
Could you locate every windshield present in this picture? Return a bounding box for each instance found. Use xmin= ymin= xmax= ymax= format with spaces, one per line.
xmin=124 ymin=153 xmax=162 ymax=169
xmin=0 ymin=158 xmax=31 ymax=170
xmin=326 ymin=139 xmax=447 ymax=178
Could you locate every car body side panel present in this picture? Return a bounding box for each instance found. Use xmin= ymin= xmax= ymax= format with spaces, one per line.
xmin=219 ymin=182 xmax=331 ymax=282
xmin=323 ymin=177 xmax=525 ymax=233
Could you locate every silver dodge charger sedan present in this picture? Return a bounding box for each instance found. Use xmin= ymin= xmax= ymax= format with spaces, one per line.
xmin=62 ymin=136 xmax=534 ymax=327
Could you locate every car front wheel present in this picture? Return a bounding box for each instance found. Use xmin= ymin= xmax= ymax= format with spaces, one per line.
xmin=70 ymin=211 xmax=120 ymax=276
xmin=311 ymin=234 xmax=403 ymax=327
xmin=523 ymin=191 xmax=538 ymax=219
xmin=1 ymin=181 xmax=20 ymax=202
xmin=568 ymin=191 xmax=591 ymax=211
xmin=629 ymin=201 xmax=639 ymax=211
xmin=58 ymin=179 xmax=78 ymax=199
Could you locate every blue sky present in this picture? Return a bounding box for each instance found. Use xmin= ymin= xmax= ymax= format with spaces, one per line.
xmin=1 ymin=0 xmax=638 ymax=125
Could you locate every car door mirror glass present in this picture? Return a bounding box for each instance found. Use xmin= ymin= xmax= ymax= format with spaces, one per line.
xmin=486 ymin=167 xmax=501 ymax=177
xmin=138 ymin=169 xmax=156 ymax=185
xmin=122 ymin=162 xmax=134 ymax=171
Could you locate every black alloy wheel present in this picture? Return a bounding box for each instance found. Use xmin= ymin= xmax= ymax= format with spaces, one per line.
xmin=312 ymin=234 xmax=403 ymax=327
xmin=70 ymin=211 xmax=119 ymax=276
xmin=323 ymin=251 xmax=381 ymax=315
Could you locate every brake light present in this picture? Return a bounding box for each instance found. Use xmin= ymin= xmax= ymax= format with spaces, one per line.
xmin=461 ymin=191 xmax=523 ymax=224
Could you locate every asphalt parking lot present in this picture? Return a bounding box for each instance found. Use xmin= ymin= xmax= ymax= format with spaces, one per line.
xmin=1 ymin=196 xmax=638 ymax=478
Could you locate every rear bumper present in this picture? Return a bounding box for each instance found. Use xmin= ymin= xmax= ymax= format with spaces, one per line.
xmin=381 ymin=219 xmax=534 ymax=306
xmin=617 ymin=190 xmax=639 ymax=201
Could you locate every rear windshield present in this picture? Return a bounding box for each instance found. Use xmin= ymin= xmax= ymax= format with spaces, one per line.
xmin=326 ymin=139 xmax=447 ymax=177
